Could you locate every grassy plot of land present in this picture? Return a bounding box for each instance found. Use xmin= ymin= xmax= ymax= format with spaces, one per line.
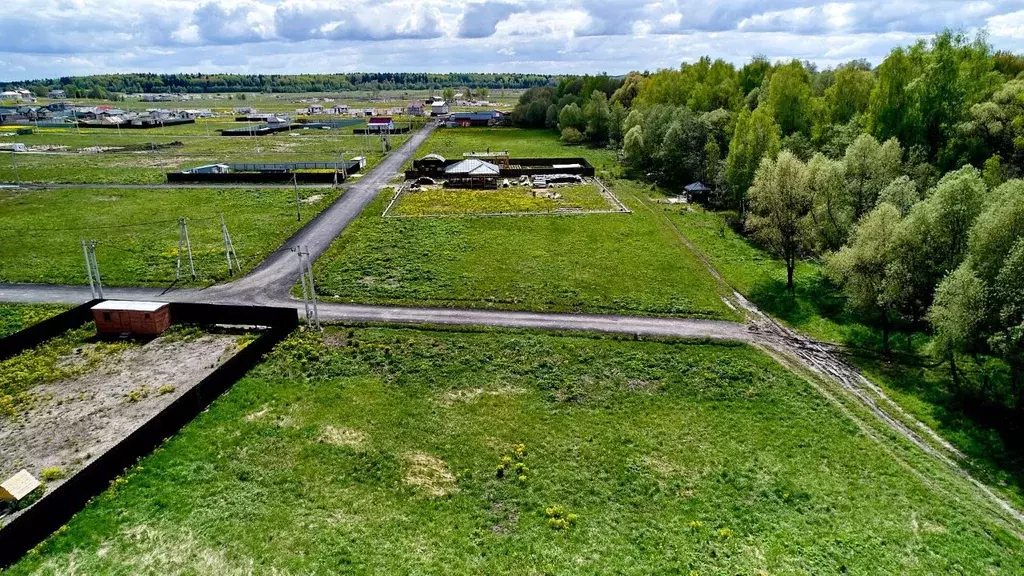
xmin=313 ymin=179 xmax=733 ymax=319
xmin=9 ymin=327 xmax=1023 ymax=574
xmin=390 ymin=183 xmax=615 ymax=216
xmin=0 ymin=122 xmax=406 ymax=184
xmin=661 ymin=202 xmax=1024 ymax=513
xmin=0 ymin=187 xmax=340 ymax=286
xmin=0 ymin=303 xmax=70 ymax=338
xmin=854 ymin=356 xmax=1024 ymax=510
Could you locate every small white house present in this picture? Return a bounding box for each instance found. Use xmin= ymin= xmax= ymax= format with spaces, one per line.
xmin=430 ymin=101 xmax=449 ymax=116
xmin=47 ymin=89 xmax=67 ymax=99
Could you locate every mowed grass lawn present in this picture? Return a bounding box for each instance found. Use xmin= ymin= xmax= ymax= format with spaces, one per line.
xmin=315 ymin=128 xmax=734 ymax=319
xmin=391 ymin=183 xmax=614 ymax=216
xmin=314 ymin=182 xmax=732 ymax=319
xmin=0 ymin=187 xmax=340 ymax=286
xmin=9 ymin=327 xmax=1022 ymax=574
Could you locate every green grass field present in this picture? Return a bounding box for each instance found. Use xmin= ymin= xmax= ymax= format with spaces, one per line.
xmin=0 ymin=119 xmax=409 ymax=184
xmin=0 ymin=303 xmax=70 ymax=338
xmin=390 ymin=183 xmax=615 ymax=216
xmin=666 ymin=206 xmax=870 ymax=344
xmin=656 ymin=201 xmax=1024 ymax=512
xmin=313 ymin=179 xmax=733 ymax=319
xmin=0 ymin=186 xmax=339 ymax=286
xmin=8 ymin=326 xmax=1022 ymax=574
xmin=313 ymin=128 xmax=732 ymax=319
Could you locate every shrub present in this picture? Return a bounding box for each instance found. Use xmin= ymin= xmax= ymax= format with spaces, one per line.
xmin=560 ymin=127 xmax=584 ymax=144
xmin=41 ymin=467 xmax=65 ymax=481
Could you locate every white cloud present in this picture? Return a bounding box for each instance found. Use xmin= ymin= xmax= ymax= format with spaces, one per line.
xmin=1 ymin=0 xmax=1024 ymax=80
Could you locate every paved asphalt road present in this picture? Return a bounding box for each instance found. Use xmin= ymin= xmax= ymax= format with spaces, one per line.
xmin=0 ymin=282 xmax=755 ymax=342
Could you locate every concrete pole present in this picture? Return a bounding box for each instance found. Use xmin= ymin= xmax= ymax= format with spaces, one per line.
xmin=295 ymin=247 xmax=311 ymax=325
xmin=82 ymin=238 xmax=97 ymax=298
xmin=303 ymin=246 xmax=320 ymax=331
xmin=89 ymin=241 xmax=104 ymax=298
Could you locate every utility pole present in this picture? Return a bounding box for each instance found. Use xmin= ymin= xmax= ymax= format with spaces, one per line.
xmin=293 ymin=173 xmax=301 ymax=221
xmin=177 ymin=217 xmax=196 ymax=281
xmin=293 ymin=245 xmax=320 ymax=330
xmin=303 ymin=245 xmax=320 ymax=331
xmin=220 ymin=213 xmax=239 ymax=275
xmin=294 ymin=246 xmax=311 ymax=327
xmin=82 ymin=239 xmax=104 ymax=298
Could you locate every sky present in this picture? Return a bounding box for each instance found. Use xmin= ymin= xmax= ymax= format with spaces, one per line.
xmin=3 ymin=0 xmax=1024 ymax=81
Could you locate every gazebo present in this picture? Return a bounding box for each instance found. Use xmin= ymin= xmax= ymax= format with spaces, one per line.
xmin=683 ymin=181 xmax=712 ymax=201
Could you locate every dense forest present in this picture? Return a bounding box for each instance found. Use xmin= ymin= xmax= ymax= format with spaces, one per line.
xmin=510 ymin=31 xmax=1024 ymax=415
xmin=1 ymin=72 xmax=560 ymax=97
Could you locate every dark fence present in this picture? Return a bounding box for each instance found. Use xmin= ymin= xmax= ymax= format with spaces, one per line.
xmin=0 ymin=302 xmax=298 ymax=568
xmin=405 ymin=157 xmax=595 ymax=180
xmin=77 ymin=118 xmax=195 ymax=129
xmin=220 ymin=123 xmax=294 ymax=136
xmin=167 ymin=171 xmax=347 ymax=184
xmin=353 ymin=127 xmax=411 ymax=135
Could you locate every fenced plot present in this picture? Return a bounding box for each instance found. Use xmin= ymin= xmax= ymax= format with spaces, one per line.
xmin=383 ymin=178 xmax=629 ymax=218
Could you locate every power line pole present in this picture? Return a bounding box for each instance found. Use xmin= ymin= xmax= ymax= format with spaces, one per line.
xmin=177 ymin=217 xmax=196 ymax=281
xmin=81 ymin=239 xmax=104 ymax=298
xmin=220 ymin=213 xmax=239 ymax=276
xmin=89 ymin=241 xmax=103 ymax=299
xmin=302 ymin=245 xmax=320 ymax=331
xmin=82 ymin=238 xmax=97 ymax=298
xmin=294 ymin=246 xmax=311 ymax=327
xmin=293 ymin=173 xmax=301 ymax=221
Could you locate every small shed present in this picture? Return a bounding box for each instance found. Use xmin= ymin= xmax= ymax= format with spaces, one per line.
xmin=92 ymin=301 xmax=172 ymax=336
xmin=683 ymin=181 xmax=712 ymax=201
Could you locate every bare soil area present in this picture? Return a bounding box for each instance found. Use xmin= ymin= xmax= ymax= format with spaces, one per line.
xmin=0 ymin=333 xmax=244 ymax=517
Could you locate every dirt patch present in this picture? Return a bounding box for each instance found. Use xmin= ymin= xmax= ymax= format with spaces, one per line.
xmin=0 ymin=333 xmax=244 ymax=495
xmin=441 ymin=386 xmax=527 ymax=404
xmin=302 ymin=194 xmax=324 ymax=205
xmin=89 ymin=195 xmax=121 ymax=202
xmin=36 ymin=524 xmax=261 ymax=575
xmin=402 ymin=452 xmax=457 ymax=497
xmin=243 ymin=406 xmax=270 ymax=421
xmin=320 ymin=425 xmax=366 ymax=447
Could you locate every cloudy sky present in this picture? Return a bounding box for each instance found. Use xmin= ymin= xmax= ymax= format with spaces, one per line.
xmin=3 ymin=0 xmax=1024 ymax=80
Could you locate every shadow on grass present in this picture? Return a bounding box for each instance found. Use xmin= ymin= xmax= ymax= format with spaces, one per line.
xmin=859 ymin=357 xmax=1024 ymax=504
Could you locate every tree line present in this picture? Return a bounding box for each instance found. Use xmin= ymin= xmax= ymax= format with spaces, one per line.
xmin=506 ymin=31 xmax=1024 ymax=411
xmin=1 ymin=73 xmax=559 ymax=97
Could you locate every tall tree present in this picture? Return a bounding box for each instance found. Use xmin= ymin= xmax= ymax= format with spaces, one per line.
xmin=583 ymin=90 xmax=612 ymax=143
xmin=746 ymin=151 xmax=813 ymax=291
xmin=725 ymin=107 xmax=781 ymax=213
xmin=763 ymin=61 xmax=812 ymax=136
xmin=806 ymin=153 xmax=852 ymax=253
xmin=843 ymin=134 xmax=903 ymax=220
xmin=928 ymin=264 xmax=986 ymax=381
xmin=823 ymin=65 xmax=875 ymax=125
xmin=828 ymin=203 xmax=904 ymax=354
